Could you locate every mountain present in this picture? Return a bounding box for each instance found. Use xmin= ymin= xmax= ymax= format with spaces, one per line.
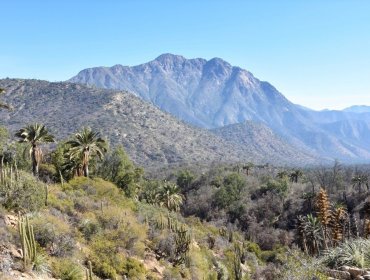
xmin=68 ymin=54 xmax=370 ymax=163
xmin=212 ymin=121 xmax=321 ymax=163
xmin=0 ymin=79 xmax=318 ymax=167
xmin=343 ymin=105 xmax=370 ymax=113
xmin=69 ymin=53 xmax=296 ymax=129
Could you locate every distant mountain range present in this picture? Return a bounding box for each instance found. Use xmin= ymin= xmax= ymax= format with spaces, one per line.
xmin=343 ymin=105 xmax=370 ymax=113
xmin=0 ymin=79 xmax=319 ymax=167
xmin=69 ymin=54 xmax=370 ymax=163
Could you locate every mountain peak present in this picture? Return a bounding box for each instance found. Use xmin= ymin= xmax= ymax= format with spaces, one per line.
xmin=154 ymin=53 xmax=186 ymax=63
xmin=207 ymin=57 xmax=231 ymax=67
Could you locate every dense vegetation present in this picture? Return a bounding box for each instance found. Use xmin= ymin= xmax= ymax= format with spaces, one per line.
xmin=1 ymin=119 xmax=370 ymax=279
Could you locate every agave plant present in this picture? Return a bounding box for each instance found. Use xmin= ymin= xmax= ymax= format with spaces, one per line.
xmin=321 ymin=238 xmax=370 ymax=269
xmin=297 ymin=214 xmax=323 ymax=256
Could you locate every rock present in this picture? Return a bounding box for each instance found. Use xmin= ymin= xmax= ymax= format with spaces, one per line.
xmin=363 ymin=275 xmax=370 ymax=280
xmin=326 ymin=269 xmax=351 ymax=280
xmin=4 ymin=215 xmax=18 ymax=228
xmin=340 ymin=266 xmax=351 ymax=271
xmin=355 ymin=276 xmax=365 ymax=280
xmin=348 ymin=267 xmax=366 ymax=278
xmin=9 ymin=245 xmax=22 ymax=259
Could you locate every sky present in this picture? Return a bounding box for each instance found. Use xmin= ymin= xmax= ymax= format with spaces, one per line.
xmin=1 ymin=0 xmax=370 ymax=110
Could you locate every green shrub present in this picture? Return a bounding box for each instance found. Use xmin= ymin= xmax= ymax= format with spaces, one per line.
xmin=31 ymin=213 xmax=75 ymax=257
xmin=0 ymin=169 xmax=45 ymax=211
xmin=123 ymin=257 xmax=146 ymax=279
xmin=89 ymin=234 xmax=125 ymax=279
xmin=246 ymin=242 xmax=262 ymax=259
xmin=78 ymin=216 xmax=101 ymax=240
xmin=51 ymin=258 xmax=84 ymax=280
xmin=321 ymin=238 xmax=370 ymax=269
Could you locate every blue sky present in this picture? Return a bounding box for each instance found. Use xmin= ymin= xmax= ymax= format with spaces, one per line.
xmin=1 ymin=0 xmax=370 ymax=110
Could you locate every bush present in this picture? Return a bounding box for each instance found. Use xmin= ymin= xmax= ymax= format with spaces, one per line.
xmin=78 ymin=216 xmax=101 ymax=240
xmin=123 ymin=257 xmax=146 ymax=279
xmin=321 ymin=238 xmax=370 ymax=269
xmin=51 ymin=258 xmax=84 ymax=280
xmin=89 ymin=235 xmax=125 ymax=279
xmin=214 ymin=173 xmax=246 ymax=209
xmin=0 ymin=169 xmax=45 ymax=212
xmin=31 ymin=213 xmax=75 ymax=257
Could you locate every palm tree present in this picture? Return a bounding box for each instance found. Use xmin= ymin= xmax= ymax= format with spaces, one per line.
xmin=0 ymin=88 xmax=12 ymax=110
xmin=242 ymin=162 xmax=254 ymax=176
xmin=15 ymin=123 xmax=55 ymax=176
xmin=290 ymin=169 xmax=303 ymax=183
xmin=277 ymin=171 xmax=289 ymax=180
xmin=159 ymin=182 xmax=184 ymax=212
xmin=66 ymin=127 xmax=107 ymax=177
xmin=351 ymin=174 xmax=369 ymax=193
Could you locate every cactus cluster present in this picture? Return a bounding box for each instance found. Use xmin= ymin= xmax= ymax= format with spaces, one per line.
xmin=232 ymin=242 xmax=244 ymax=280
xmin=155 ymin=213 xmax=184 ymax=233
xmin=173 ymin=225 xmax=191 ymax=266
xmin=154 ymin=212 xmax=192 ymax=266
xmin=85 ymin=260 xmax=94 ymax=280
xmin=0 ymin=163 xmax=20 ymax=187
xmin=18 ymin=214 xmax=37 ymax=271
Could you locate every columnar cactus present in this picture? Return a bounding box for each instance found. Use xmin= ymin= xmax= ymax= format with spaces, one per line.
xmin=18 ymin=214 xmax=37 ymax=271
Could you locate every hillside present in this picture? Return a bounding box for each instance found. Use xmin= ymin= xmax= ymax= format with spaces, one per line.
xmin=0 ymin=79 xmax=318 ymax=167
xmin=212 ymin=121 xmax=321 ymax=164
xmin=69 ymin=53 xmax=370 ymax=163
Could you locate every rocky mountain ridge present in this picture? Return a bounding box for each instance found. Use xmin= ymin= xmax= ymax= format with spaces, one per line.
xmin=69 ymin=54 xmax=370 ymax=163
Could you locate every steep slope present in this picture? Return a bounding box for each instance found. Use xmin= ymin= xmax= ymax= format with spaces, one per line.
xmin=69 ymin=54 xmax=370 ymax=162
xmin=0 ymin=79 xmax=318 ymax=167
xmin=212 ymin=121 xmax=323 ymax=164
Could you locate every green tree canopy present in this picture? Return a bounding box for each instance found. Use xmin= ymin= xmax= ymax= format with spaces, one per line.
xmin=15 ymin=123 xmax=55 ymax=176
xmin=66 ymin=127 xmax=107 ymax=177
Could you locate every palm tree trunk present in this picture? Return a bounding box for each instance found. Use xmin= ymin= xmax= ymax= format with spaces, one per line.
xmin=31 ymin=145 xmax=42 ymax=176
xmin=83 ymin=164 xmax=89 ymax=177
xmin=83 ymin=150 xmax=89 ymax=177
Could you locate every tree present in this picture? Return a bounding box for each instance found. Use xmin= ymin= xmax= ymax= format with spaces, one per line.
xmin=176 ymin=170 xmax=195 ymax=192
xmin=214 ymin=173 xmax=246 ymax=209
xmin=277 ymin=171 xmax=288 ymax=180
xmin=290 ymin=169 xmax=303 ymax=183
xmin=158 ymin=182 xmax=184 ymax=212
xmin=15 ymin=123 xmax=55 ymax=176
xmin=97 ymin=146 xmax=143 ymax=198
xmin=66 ymin=127 xmax=107 ymax=177
xmin=0 ymin=88 xmax=12 ymax=110
xmin=351 ymin=174 xmax=369 ymax=193
xmin=242 ymin=162 xmax=254 ymax=176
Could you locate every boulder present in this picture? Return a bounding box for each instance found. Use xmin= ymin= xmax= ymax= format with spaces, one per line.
xmin=348 ymin=267 xmax=366 ymax=278
xmin=326 ymin=269 xmax=351 ymax=280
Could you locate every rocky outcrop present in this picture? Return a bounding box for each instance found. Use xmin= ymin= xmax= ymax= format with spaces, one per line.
xmin=327 ymin=266 xmax=370 ymax=280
